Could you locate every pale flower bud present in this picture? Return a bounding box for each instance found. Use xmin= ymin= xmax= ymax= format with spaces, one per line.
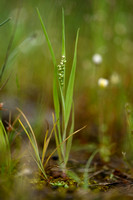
xmin=92 ymin=54 xmax=103 ymax=64
xmin=98 ymin=78 xmax=109 ymax=88
xmin=110 ymin=73 xmax=120 ymax=84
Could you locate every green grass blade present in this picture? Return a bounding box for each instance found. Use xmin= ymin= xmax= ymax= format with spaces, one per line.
xmin=59 ymin=84 xmax=65 ymax=119
xmin=61 ymin=8 xmax=66 ymax=91
xmin=61 ymin=8 xmax=66 ymax=139
xmin=18 ymin=119 xmax=47 ymax=179
xmin=62 ymin=8 xmax=65 ymax=57
xmin=41 ymin=128 xmax=49 ymax=164
xmin=59 ymin=84 xmax=66 ymax=160
xmin=53 ymin=78 xmax=61 ymax=142
xmin=42 ymin=119 xmax=57 ymax=164
xmin=61 ymin=8 xmax=66 ymax=92
xmin=17 ymin=111 xmax=41 ymax=164
xmin=36 ymin=8 xmax=61 ymax=145
xmin=0 ymin=7 xmax=20 ymax=82
xmin=0 ymin=18 xmax=11 ymax=27
xmin=36 ymin=8 xmax=56 ymax=66
xmin=83 ymin=149 xmax=99 ymax=189
xmin=0 ymin=120 xmax=10 ymax=150
xmin=67 ymin=170 xmax=81 ymax=183
xmin=44 ymin=125 xmax=86 ymax=168
xmin=65 ymin=29 xmax=80 ymax=126
xmin=60 ymin=86 xmax=65 ymax=142
xmin=0 ymin=120 xmax=11 ymax=166
xmin=17 ymin=108 xmax=38 ymax=150
xmin=52 ymin=113 xmax=63 ymax=163
xmin=32 ymin=154 xmax=47 ymax=179
xmin=65 ymin=103 xmax=74 ymax=164
xmin=18 ymin=119 xmax=39 ymax=158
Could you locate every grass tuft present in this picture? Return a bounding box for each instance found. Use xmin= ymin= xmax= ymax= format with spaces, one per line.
xmin=37 ymin=8 xmax=81 ymax=172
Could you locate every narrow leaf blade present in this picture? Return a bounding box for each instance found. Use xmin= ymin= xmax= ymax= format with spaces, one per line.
xmin=0 ymin=18 xmax=10 ymax=27
xmin=65 ymin=29 xmax=80 ymax=126
xmin=36 ymin=8 xmax=56 ymax=66
xmin=62 ymin=8 xmax=65 ymax=57
xmin=65 ymin=103 xmax=74 ymax=164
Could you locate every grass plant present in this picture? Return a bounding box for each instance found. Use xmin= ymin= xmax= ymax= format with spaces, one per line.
xmin=0 ymin=110 xmax=21 ymax=176
xmin=37 ymin=8 xmax=80 ymax=172
xmin=18 ymin=107 xmax=86 ymax=180
xmin=0 ymin=120 xmax=11 ymax=171
xmin=17 ymin=107 xmax=56 ymax=179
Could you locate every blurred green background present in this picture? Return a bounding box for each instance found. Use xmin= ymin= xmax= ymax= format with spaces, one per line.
xmin=0 ymin=0 xmax=133 ymax=155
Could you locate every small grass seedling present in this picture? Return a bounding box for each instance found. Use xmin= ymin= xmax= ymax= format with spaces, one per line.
xmin=37 ymin=8 xmax=80 ymax=173
xmin=17 ymin=108 xmax=58 ymax=179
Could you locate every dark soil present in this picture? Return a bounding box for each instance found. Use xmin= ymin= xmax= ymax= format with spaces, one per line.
xmin=28 ymin=154 xmax=133 ymax=200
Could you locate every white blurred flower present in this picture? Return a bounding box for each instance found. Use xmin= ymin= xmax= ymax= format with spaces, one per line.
xmin=122 ymin=152 xmax=126 ymax=158
xmin=92 ymin=54 xmax=103 ymax=64
xmin=110 ymin=73 xmax=120 ymax=84
xmin=98 ymin=78 xmax=109 ymax=88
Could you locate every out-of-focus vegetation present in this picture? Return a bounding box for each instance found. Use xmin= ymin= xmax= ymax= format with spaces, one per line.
xmin=0 ymin=0 xmax=133 ymax=199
